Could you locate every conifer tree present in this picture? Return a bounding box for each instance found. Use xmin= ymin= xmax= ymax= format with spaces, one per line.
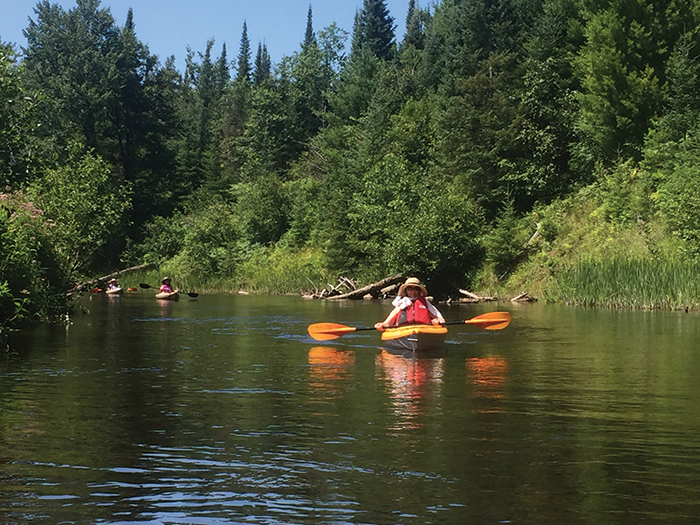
xmin=215 ymin=42 xmax=230 ymax=90
xmin=236 ymin=21 xmax=252 ymax=84
xmin=253 ymin=42 xmax=272 ymax=84
xmin=351 ymin=0 xmax=396 ymax=60
xmin=304 ymin=5 xmax=316 ymax=48
xmin=402 ymin=0 xmax=425 ymax=50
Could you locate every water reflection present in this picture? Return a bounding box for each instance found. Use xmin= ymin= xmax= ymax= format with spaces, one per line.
xmin=466 ymin=356 xmax=509 ymax=412
xmin=376 ymin=349 xmax=444 ymax=430
xmin=307 ymin=347 xmax=355 ymax=391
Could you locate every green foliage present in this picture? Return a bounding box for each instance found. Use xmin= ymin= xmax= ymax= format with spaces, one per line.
xmin=168 ymin=202 xmax=241 ymax=278
xmin=237 ymin=245 xmax=332 ymax=294
xmin=0 ymin=191 xmax=70 ymax=334
xmin=483 ymin=203 xmax=531 ymax=279
xmin=124 ymin=213 xmax=186 ymax=266
xmin=27 ymin=144 xmax=132 ymax=274
xmin=230 ymin=175 xmax=291 ymax=246
xmin=351 ymin=0 xmax=396 ymax=61
xmin=573 ymin=0 xmax=696 ymax=160
xmin=656 ymin=160 xmax=700 ymax=257
xmin=10 ymin=0 xmax=700 ymax=311
xmin=384 ymin=185 xmax=485 ymax=292
xmin=0 ymin=43 xmax=43 ymax=187
xmin=596 ymin=160 xmax=652 ymax=225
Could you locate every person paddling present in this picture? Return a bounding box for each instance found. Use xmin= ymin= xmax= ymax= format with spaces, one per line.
xmin=159 ymin=277 xmax=175 ymax=293
xmin=107 ymin=278 xmax=119 ymax=291
xmin=374 ymin=277 xmax=445 ymax=330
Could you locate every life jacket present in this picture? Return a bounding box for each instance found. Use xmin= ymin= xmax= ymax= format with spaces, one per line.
xmin=396 ymin=295 xmax=433 ymax=325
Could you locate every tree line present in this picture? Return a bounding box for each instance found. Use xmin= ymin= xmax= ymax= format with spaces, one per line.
xmin=3 ymin=0 xmax=700 ymax=334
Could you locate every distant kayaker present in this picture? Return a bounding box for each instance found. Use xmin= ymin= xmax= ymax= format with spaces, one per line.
xmin=160 ymin=277 xmax=174 ymax=293
xmin=107 ymin=278 xmax=119 ymax=290
xmin=375 ymin=277 xmax=445 ymax=330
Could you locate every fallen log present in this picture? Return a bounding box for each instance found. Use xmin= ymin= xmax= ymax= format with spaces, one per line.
xmin=71 ymin=263 xmax=155 ymax=294
xmin=327 ymin=274 xmax=404 ymax=300
xmin=458 ymin=288 xmax=497 ymax=302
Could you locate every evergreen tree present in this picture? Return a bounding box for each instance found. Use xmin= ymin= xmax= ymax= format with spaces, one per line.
xmin=304 ymin=5 xmax=316 ymax=48
xmin=351 ymin=0 xmax=396 ymax=61
xmin=215 ymin=42 xmax=230 ymax=90
xmin=23 ymin=0 xmax=177 ymax=240
xmin=402 ymin=0 xmax=426 ymax=50
xmin=254 ymin=42 xmax=272 ymax=85
xmin=574 ymin=0 xmax=697 ymax=160
xmin=236 ymin=21 xmax=252 ymax=84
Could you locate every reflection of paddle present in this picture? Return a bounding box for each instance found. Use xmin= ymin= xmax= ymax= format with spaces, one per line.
xmin=308 ymin=311 xmax=511 ymax=341
xmin=139 ymin=283 xmax=199 ymax=298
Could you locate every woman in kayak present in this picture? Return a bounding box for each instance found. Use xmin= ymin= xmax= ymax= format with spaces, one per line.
xmin=159 ymin=277 xmax=174 ymax=293
xmin=375 ymin=277 xmax=445 ymax=330
xmin=107 ymin=278 xmax=120 ymax=291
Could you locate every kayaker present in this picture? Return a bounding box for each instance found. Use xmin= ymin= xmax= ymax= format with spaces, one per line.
xmin=159 ymin=277 xmax=174 ymax=293
xmin=374 ymin=277 xmax=445 ymax=330
xmin=107 ymin=278 xmax=119 ymax=290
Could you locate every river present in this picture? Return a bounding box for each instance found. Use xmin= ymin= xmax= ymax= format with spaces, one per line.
xmin=1 ymin=293 xmax=699 ymax=524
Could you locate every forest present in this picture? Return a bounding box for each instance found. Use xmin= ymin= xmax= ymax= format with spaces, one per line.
xmin=4 ymin=0 xmax=700 ymax=337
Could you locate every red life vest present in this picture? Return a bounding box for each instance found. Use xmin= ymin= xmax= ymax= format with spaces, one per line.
xmin=396 ymin=295 xmax=433 ymax=325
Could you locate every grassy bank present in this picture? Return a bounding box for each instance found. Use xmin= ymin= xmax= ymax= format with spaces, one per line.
xmin=115 ymin=246 xmax=334 ymax=296
xmin=483 ymin=180 xmax=700 ymax=310
xmin=545 ymin=257 xmax=700 ymax=309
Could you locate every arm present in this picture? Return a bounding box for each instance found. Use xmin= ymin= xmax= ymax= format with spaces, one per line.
xmin=427 ymin=300 xmax=446 ymax=325
xmin=374 ymin=306 xmax=401 ymax=330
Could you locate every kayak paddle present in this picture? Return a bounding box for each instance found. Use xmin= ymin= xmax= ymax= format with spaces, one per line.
xmin=308 ymin=311 xmax=511 ymax=341
xmin=139 ymin=283 xmax=199 ymax=298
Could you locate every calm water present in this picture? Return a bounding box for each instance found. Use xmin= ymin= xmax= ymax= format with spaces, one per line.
xmin=1 ymin=293 xmax=700 ymax=524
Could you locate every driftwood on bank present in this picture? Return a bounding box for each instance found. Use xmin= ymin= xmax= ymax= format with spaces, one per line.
xmin=326 ymin=274 xmax=404 ymax=300
xmin=458 ymin=289 xmax=497 ymax=303
xmin=303 ymin=276 xmax=359 ymax=299
xmin=511 ymin=291 xmax=534 ymax=302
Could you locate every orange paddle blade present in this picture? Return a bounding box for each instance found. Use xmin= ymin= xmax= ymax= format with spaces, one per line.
xmin=464 ymin=311 xmax=511 ymax=330
xmin=308 ymin=323 xmax=358 ymax=341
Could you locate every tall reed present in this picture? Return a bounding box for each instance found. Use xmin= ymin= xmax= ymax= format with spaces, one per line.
xmin=548 ymin=257 xmax=700 ymax=309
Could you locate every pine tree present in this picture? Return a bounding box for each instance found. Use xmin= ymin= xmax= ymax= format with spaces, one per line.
xmin=402 ymin=0 xmax=425 ymax=50
xmin=351 ymin=0 xmax=396 ymax=60
xmin=253 ymin=42 xmax=271 ymax=84
xmin=574 ymin=0 xmax=697 ymax=160
xmin=215 ymin=42 xmax=230 ymax=90
xmin=304 ymin=5 xmax=316 ymax=48
xmin=236 ymin=21 xmax=251 ymax=84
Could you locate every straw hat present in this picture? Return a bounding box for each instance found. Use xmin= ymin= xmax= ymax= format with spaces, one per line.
xmin=162 ymin=277 xmax=171 ymax=283
xmin=398 ymin=277 xmax=428 ymax=297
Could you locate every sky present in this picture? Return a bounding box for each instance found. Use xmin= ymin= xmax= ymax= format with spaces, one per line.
xmin=1 ymin=0 xmax=410 ymax=71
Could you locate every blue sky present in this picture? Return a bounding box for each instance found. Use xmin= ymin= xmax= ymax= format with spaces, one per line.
xmin=2 ymin=0 xmax=410 ymax=71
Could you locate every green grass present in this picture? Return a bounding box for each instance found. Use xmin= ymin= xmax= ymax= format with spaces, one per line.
xmin=108 ymin=246 xmax=333 ymax=296
xmin=547 ymin=257 xmax=700 ymax=309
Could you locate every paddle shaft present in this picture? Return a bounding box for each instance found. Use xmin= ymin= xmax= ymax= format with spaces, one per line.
xmin=139 ymin=283 xmax=199 ymax=298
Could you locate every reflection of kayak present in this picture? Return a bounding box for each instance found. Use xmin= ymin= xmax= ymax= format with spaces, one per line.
xmin=381 ymin=324 xmax=448 ymax=352
xmin=155 ymin=291 xmax=179 ymax=301
xmin=105 ymin=287 xmax=122 ymax=295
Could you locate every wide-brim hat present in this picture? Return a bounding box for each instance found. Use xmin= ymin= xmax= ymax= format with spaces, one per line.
xmin=110 ymin=278 xmax=117 ymax=282
xmin=398 ymin=277 xmax=428 ymax=297
xmin=162 ymin=277 xmax=171 ymax=283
